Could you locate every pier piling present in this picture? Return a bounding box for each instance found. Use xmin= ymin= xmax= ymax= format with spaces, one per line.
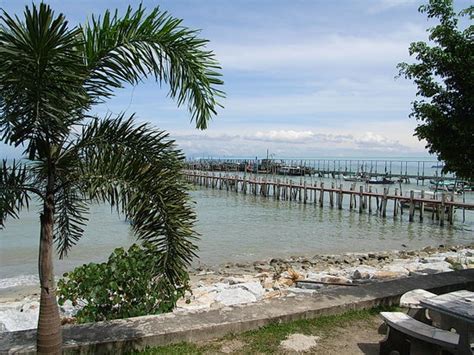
xmin=184 ymin=171 xmax=473 ymax=227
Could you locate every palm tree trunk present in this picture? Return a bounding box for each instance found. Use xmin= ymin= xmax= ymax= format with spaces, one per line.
xmin=37 ymin=186 xmax=62 ymax=354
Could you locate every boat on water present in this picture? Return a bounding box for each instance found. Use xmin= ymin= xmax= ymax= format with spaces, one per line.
xmin=429 ymin=180 xmax=464 ymax=194
xmin=342 ymin=173 xmax=367 ymax=182
xmin=277 ymin=166 xmax=305 ymax=176
xmin=342 ymin=175 xmax=363 ymax=182
xmin=366 ymin=177 xmax=395 ymax=185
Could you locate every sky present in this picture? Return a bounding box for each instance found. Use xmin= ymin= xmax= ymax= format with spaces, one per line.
xmin=0 ymin=0 xmax=471 ymax=159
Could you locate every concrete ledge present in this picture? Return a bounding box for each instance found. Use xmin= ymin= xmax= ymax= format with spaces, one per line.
xmin=1 ymin=269 xmax=474 ymax=354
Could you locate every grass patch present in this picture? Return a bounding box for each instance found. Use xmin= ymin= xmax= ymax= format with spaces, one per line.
xmin=137 ymin=305 xmax=398 ymax=354
xmin=137 ymin=342 xmax=217 ymax=355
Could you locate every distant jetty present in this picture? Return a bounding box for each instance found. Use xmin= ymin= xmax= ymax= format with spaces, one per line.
xmin=185 ymin=158 xmax=470 ymax=186
xmin=184 ymin=170 xmax=474 ymax=227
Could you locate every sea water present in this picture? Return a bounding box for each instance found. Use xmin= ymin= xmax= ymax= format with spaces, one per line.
xmin=0 ymin=175 xmax=472 ymax=290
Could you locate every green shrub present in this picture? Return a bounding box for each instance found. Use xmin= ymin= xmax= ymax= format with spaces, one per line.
xmin=58 ymin=243 xmax=189 ymax=323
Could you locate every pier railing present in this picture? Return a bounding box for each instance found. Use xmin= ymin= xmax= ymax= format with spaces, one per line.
xmin=184 ymin=171 xmax=474 ymax=227
xmin=185 ymin=158 xmax=467 ymax=184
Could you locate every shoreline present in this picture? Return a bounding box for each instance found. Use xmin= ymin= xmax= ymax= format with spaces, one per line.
xmin=180 ymin=242 xmax=474 ymax=306
xmin=1 ymin=242 xmax=473 ymax=332
xmin=2 ymin=241 xmax=473 ymax=302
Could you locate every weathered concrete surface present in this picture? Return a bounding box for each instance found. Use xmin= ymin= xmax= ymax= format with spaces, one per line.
xmin=1 ymin=269 xmax=473 ymax=354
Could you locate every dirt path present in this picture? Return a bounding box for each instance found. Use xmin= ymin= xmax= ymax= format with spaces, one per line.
xmin=197 ymin=313 xmax=386 ymax=354
xmin=306 ymin=317 xmax=384 ymax=355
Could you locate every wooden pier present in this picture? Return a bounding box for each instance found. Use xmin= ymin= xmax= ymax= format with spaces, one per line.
xmin=185 ymin=158 xmax=469 ymax=185
xmin=184 ymin=171 xmax=474 ymax=227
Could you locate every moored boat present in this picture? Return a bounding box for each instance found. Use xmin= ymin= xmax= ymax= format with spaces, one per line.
xmin=277 ymin=166 xmax=305 ymax=176
xmin=429 ymin=180 xmax=464 ymax=194
xmin=366 ymin=177 xmax=395 ymax=185
xmin=342 ymin=173 xmax=367 ymax=182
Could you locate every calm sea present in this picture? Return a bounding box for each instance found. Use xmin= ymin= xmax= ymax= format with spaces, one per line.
xmin=0 ymin=173 xmax=472 ymax=288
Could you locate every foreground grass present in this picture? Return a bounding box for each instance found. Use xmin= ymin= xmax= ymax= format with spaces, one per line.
xmin=137 ymin=306 xmax=397 ymax=354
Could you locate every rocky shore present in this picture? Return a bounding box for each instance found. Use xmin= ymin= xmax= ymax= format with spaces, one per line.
xmin=177 ymin=243 xmax=474 ymax=311
xmin=1 ymin=243 xmax=473 ymax=332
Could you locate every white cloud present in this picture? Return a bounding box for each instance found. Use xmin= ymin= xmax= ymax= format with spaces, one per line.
xmin=172 ymin=129 xmax=424 ymax=158
xmin=356 ymin=132 xmax=394 ymax=146
xmin=255 ymin=130 xmax=315 ymax=142
xmin=354 ymin=132 xmax=407 ymax=151
xmin=118 ymin=75 xmax=416 ymax=124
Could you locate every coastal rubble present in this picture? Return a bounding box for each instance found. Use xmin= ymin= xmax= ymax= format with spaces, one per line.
xmin=0 ymin=244 xmax=473 ymax=332
xmin=176 ymin=244 xmax=474 ymax=312
xmin=0 ymin=298 xmax=39 ymax=332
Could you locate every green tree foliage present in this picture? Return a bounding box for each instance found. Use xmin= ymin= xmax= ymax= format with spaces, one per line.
xmin=58 ymin=244 xmax=189 ymax=323
xmin=398 ymin=0 xmax=473 ymax=180
xmin=0 ymin=4 xmax=223 ymax=352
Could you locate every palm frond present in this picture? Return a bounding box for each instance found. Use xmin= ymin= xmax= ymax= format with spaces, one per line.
xmin=82 ymin=5 xmax=224 ymax=129
xmin=58 ymin=115 xmax=198 ymax=285
xmin=0 ymin=160 xmax=37 ymax=227
xmin=0 ymin=3 xmax=88 ymax=159
xmin=54 ymin=181 xmax=89 ymax=259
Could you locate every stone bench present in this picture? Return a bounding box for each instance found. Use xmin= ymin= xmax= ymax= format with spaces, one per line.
xmin=380 ymin=312 xmax=460 ymax=355
xmin=400 ymin=289 xmax=436 ymax=324
xmin=400 ymin=289 xmax=436 ymax=309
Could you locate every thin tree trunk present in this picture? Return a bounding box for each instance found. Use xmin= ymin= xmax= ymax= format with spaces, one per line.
xmin=37 ymin=185 xmax=62 ymax=353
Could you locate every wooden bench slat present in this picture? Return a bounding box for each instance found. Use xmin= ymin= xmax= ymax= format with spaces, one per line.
xmin=381 ymin=312 xmax=459 ymax=348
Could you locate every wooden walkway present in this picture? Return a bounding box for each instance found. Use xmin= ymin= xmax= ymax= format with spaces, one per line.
xmin=184 ymin=171 xmax=474 ymax=227
xmin=185 ymin=158 xmax=465 ymax=184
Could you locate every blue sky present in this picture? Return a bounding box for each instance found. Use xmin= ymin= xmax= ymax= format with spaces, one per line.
xmin=0 ymin=0 xmax=471 ymax=159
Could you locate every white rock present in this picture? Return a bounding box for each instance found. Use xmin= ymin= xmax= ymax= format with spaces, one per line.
xmin=59 ymin=300 xmax=79 ymax=317
xmin=402 ymin=262 xmax=426 ymax=272
xmin=176 ymin=291 xmax=218 ymax=310
xmin=381 ymin=264 xmax=410 ymax=276
xmin=417 ymin=261 xmax=453 ymax=274
xmin=210 ymin=283 xmax=231 ymax=293
xmin=20 ymin=300 xmax=40 ymax=312
xmin=196 ymin=281 xmax=208 ymax=288
xmin=347 ymin=266 xmax=378 ymax=279
xmin=402 ymin=260 xmax=452 ymax=274
xmin=215 ymin=288 xmax=257 ymax=306
xmin=305 ymin=272 xmax=329 ymax=282
xmin=0 ymin=300 xmax=39 ymax=332
xmin=236 ymin=282 xmax=265 ymax=299
xmin=221 ymin=275 xmax=256 ymax=285
xmin=436 ymin=251 xmax=462 ymax=258
xmin=193 ymin=287 xmax=217 ymax=296
xmin=420 ymin=256 xmax=447 ymax=263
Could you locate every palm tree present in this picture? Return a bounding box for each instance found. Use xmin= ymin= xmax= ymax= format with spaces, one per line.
xmin=0 ymin=4 xmax=223 ymax=354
